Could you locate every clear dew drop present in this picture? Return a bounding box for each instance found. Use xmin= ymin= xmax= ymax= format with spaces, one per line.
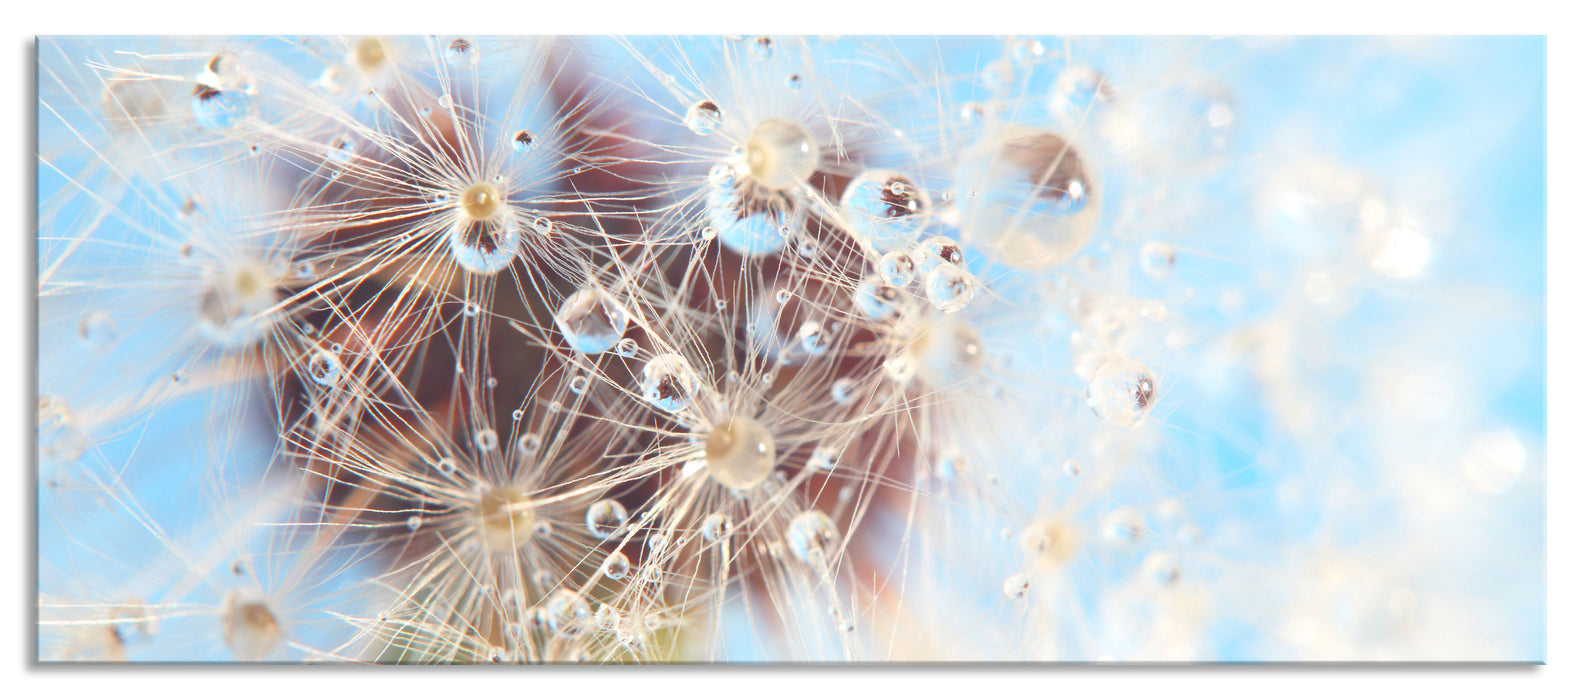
xmin=1103 ymin=508 xmax=1145 ymax=544
xmin=190 ymin=85 xmax=253 ymax=131
xmin=325 ymin=133 xmax=356 ymax=164
xmin=853 ymin=275 xmax=904 ymax=319
xmin=601 ymin=552 xmax=631 ymax=580
xmin=595 ymin=604 xmax=620 ymax=631
xmin=543 ymin=589 xmax=590 ymax=637
xmin=925 ymin=262 xmax=977 ymax=313
xmin=447 ymin=217 xmax=520 ymax=275
xmin=786 ymin=510 xmax=840 ymax=565
xmin=554 ymin=287 xmax=631 ymax=355
xmin=221 ymin=592 xmax=282 ymax=661
xmin=751 ymin=36 xmax=775 ymax=60
xmin=1062 ymin=459 xmax=1082 ymax=477
xmin=475 ymin=429 xmax=499 ymax=451
xmin=511 ymin=129 xmax=536 ymax=154
xmin=641 ymin=353 xmax=698 ymax=412
xmin=684 ymin=100 xmax=724 ymax=136
xmin=446 ymin=38 xmax=479 ymax=67
xmin=702 ymin=513 xmax=732 ymax=543
xmin=435 ymin=458 xmax=457 ymax=477
xmin=1086 ymin=356 xmax=1157 ymax=428
xmin=786 ymin=73 xmax=802 ymax=90
xmin=406 ymin=515 xmax=422 ymax=531
xmin=307 ymin=349 xmax=341 ymax=386
xmin=915 ymin=235 xmax=966 ymax=277
xmin=1002 ymin=573 xmax=1030 ymax=600
xmin=704 ymin=417 xmax=776 ymax=490
xmin=808 ymin=445 xmax=839 ymax=472
xmin=841 ymin=170 xmax=931 ymax=251
xmin=1141 ymin=551 xmax=1182 ymax=587
xmin=954 ymin=126 xmax=1099 ymax=270
xmin=879 ymin=250 xmax=916 ymax=286
xmin=797 ymin=320 xmax=831 ymax=356
xmin=1049 ymin=65 xmax=1113 ymax=126
xmin=585 ymin=499 xmax=629 ymax=539
xmin=568 ymin=374 xmax=590 ymax=394
xmin=1139 ymin=242 xmax=1177 ymax=279
xmin=905 ymin=318 xmax=986 ymax=388
xmin=830 ymin=377 xmax=858 ymax=405
xmin=744 ymin=118 xmax=819 ymax=191
xmin=707 ymin=168 xmax=799 ymax=256
xmin=78 ymin=310 xmax=118 ymax=350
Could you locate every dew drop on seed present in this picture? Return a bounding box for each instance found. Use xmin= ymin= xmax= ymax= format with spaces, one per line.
xmin=702 ymin=513 xmax=732 ymax=543
xmin=1139 ymin=242 xmax=1177 ymax=279
xmin=1002 ymin=573 xmax=1030 ymax=600
xmin=914 ymin=235 xmax=966 ymax=276
xmin=707 ymin=171 xmax=799 ymax=256
xmin=222 ymin=593 xmax=282 ymax=661
xmin=808 ymin=445 xmax=838 ymax=472
xmin=615 ymin=337 xmax=639 ymax=358
xmin=751 ymin=36 xmax=775 ymax=60
xmin=568 ymin=374 xmax=590 ymax=394
xmin=830 ymin=377 xmax=858 ymax=405
xmin=685 ymin=100 xmax=723 ymax=136
xmin=475 ymin=429 xmax=499 ymax=451
xmin=786 ymin=510 xmax=840 ymax=564
xmin=955 ymin=126 xmax=1099 ymax=269
xmin=641 ymin=353 xmax=698 ymax=412
xmin=447 ymin=38 xmax=478 ymax=67
xmin=543 ymin=589 xmax=590 ymax=637
xmin=511 ymin=129 xmax=535 ymax=154
xmin=745 ymin=118 xmax=819 ymax=191
xmin=1086 ymin=355 xmax=1157 ymax=428
xmin=595 ymin=604 xmax=620 ymax=630
xmin=190 ymin=85 xmax=252 ymax=130
xmin=797 ymin=321 xmax=831 ymax=356
xmin=78 ymin=311 xmax=118 ymax=350
xmin=555 ymin=287 xmax=630 ymax=355
xmin=853 ymin=275 xmax=904 ymax=319
xmin=1141 ymin=551 xmax=1182 ymax=587
xmin=925 ymin=263 xmax=977 ymax=313
xmin=879 ymin=250 xmax=916 ymax=286
xmin=841 ymin=170 xmax=931 ymax=252
xmin=601 ymin=552 xmax=631 ymax=580
xmin=704 ymin=417 xmax=776 ymax=490
xmin=447 ymin=218 xmax=521 ymax=274
xmin=1103 ymin=508 xmax=1145 ymax=544
xmin=307 ymin=349 xmax=342 ymax=386
xmin=585 ymin=499 xmax=629 ymax=539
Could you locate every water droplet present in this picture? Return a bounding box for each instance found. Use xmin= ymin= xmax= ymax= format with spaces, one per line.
xmin=325 ymin=133 xmax=356 ymax=164
xmin=1086 ymin=356 xmax=1157 ymax=428
xmin=830 ymin=378 xmax=858 ymax=405
xmin=595 ymin=604 xmax=620 ymax=631
xmin=190 ymin=85 xmax=252 ymax=130
xmin=797 ymin=321 xmax=831 ymax=356
xmin=585 ymin=499 xmax=629 ymax=539
xmin=555 ymin=287 xmax=631 ymax=355
xmin=568 ymin=374 xmax=590 ymax=394
xmin=878 ymin=251 xmax=916 ymax=286
xmin=221 ymin=593 xmax=282 ymax=661
xmin=447 ymin=216 xmax=520 ymax=274
xmin=707 ymin=168 xmax=799 ymax=256
xmin=1139 ymin=242 xmax=1177 ymax=279
xmin=447 ymin=38 xmax=479 ymax=67
xmin=853 ymin=275 xmax=905 ymax=319
xmin=786 ymin=73 xmax=802 ymax=90
xmin=1103 ymin=508 xmax=1145 ymax=544
xmin=1141 ymin=552 xmax=1181 ymax=587
xmin=601 ymin=552 xmax=631 ymax=580
xmin=475 ymin=429 xmax=499 ymax=451
xmin=808 ymin=445 xmax=839 ymax=472
xmin=955 ymin=126 xmax=1099 ymax=269
xmin=702 ymin=513 xmax=732 ymax=543
xmin=641 ymin=353 xmax=699 ymax=412
xmin=786 ymin=510 xmax=840 ymax=564
xmin=77 ymin=311 xmax=118 ymax=350
xmin=406 ymin=515 xmax=422 ymax=531
xmin=1002 ymin=573 xmax=1030 ymax=600
xmin=750 ymin=36 xmax=775 ymax=61
xmin=511 ymin=129 xmax=536 ymax=154
xmin=1049 ymin=65 xmax=1113 ymax=126
xmin=840 ymin=170 xmax=931 ymax=252
xmin=435 ymin=458 xmax=457 ymax=477
xmin=744 ymin=118 xmax=819 ymax=191
xmin=306 ymin=349 xmax=342 ymax=386
xmin=684 ymin=100 xmax=723 ymax=136
xmin=438 ymin=92 xmax=454 ymax=110
xmin=925 ymin=263 xmax=976 ymax=313
xmin=1062 ymin=459 xmax=1082 ymax=477
xmin=704 ymin=417 xmax=775 ymax=490
xmin=904 ymin=318 xmax=985 ymax=388
xmin=543 ymin=589 xmax=590 ymax=637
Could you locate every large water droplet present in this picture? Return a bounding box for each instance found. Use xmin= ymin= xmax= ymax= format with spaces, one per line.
xmin=840 ymin=170 xmax=931 ymax=251
xmin=555 ymin=287 xmax=631 ymax=355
